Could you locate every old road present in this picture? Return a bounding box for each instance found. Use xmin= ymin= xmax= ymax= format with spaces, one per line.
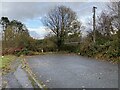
xmin=26 ymin=54 xmax=118 ymax=88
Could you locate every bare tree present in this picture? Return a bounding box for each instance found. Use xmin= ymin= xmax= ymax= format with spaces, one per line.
xmin=42 ymin=5 xmax=81 ymax=50
xmin=97 ymin=11 xmax=114 ymax=38
xmin=108 ymin=2 xmax=119 ymax=30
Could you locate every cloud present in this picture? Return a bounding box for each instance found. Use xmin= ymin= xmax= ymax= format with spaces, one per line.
xmin=1 ymin=2 xmax=82 ymax=21
xmin=28 ymin=26 xmax=51 ymax=39
xmin=1 ymin=2 xmax=109 ymax=37
xmin=1 ymin=2 xmax=53 ymax=21
xmin=1 ymin=2 xmax=108 ymax=21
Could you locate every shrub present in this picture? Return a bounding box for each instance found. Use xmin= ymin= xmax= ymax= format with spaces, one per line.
xmin=14 ymin=48 xmax=29 ymax=56
xmin=60 ymin=44 xmax=80 ymax=53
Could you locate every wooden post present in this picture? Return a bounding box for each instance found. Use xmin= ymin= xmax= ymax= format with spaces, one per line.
xmin=93 ymin=6 xmax=97 ymax=44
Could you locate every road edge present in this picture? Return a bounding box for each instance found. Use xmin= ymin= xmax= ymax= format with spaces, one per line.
xmin=21 ymin=57 xmax=46 ymax=89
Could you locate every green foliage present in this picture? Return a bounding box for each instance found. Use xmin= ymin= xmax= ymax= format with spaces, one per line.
xmin=1 ymin=17 xmax=36 ymax=55
xmin=1 ymin=3 xmax=119 ymax=64
xmin=80 ymin=34 xmax=119 ymax=63
xmin=14 ymin=48 xmax=29 ymax=56
xmin=0 ymin=55 xmax=16 ymax=74
xmin=61 ymin=44 xmax=80 ymax=53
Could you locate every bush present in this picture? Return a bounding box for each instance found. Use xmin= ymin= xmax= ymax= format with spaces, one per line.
xmin=60 ymin=44 xmax=80 ymax=53
xmin=43 ymin=46 xmax=57 ymax=52
xmin=14 ymin=48 xmax=29 ymax=56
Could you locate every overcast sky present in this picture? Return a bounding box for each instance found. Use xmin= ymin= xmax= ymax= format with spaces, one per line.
xmin=1 ymin=1 xmax=110 ymax=39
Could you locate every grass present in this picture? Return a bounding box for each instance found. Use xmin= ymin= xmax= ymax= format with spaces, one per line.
xmin=0 ymin=55 xmax=16 ymax=74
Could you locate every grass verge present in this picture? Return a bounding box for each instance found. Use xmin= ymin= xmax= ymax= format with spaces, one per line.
xmin=0 ymin=55 xmax=16 ymax=75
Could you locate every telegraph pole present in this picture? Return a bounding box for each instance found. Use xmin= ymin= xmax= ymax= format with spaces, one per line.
xmin=93 ymin=6 xmax=97 ymax=44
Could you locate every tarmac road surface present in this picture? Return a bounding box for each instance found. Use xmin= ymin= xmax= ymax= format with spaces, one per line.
xmin=26 ymin=54 xmax=118 ymax=88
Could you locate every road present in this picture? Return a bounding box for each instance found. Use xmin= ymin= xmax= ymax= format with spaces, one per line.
xmin=2 ymin=65 xmax=33 ymax=88
xmin=26 ymin=54 xmax=118 ymax=88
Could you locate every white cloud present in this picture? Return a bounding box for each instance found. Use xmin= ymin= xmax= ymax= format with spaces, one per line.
xmin=28 ymin=26 xmax=51 ymax=39
xmin=1 ymin=2 xmax=109 ymax=38
xmin=1 ymin=2 xmax=108 ymax=22
xmin=1 ymin=2 xmax=57 ymax=21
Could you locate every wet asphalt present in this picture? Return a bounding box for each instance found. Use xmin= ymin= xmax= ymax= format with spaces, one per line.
xmin=26 ymin=54 xmax=118 ymax=88
xmin=2 ymin=65 xmax=33 ymax=88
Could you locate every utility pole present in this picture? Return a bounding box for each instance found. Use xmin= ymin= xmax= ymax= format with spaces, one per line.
xmin=93 ymin=6 xmax=97 ymax=44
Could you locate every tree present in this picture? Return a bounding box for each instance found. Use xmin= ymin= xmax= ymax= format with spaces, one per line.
xmin=107 ymin=2 xmax=119 ymax=31
xmin=10 ymin=20 xmax=29 ymax=35
xmin=0 ymin=17 xmax=34 ymax=55
xmin=0 ymin=17 xmax=10 ymax=46
xmin=96 ymin=11 xmax=114 ymax=39
xmin=42 ymin=5 xmax=81 ymax=50
xmin=0 ymin=17 xmax=10 ymax=31
xmin=107 ymin=2 xmax=120 ymax=56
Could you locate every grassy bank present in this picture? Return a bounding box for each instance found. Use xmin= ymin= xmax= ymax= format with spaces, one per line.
xmin=0 ymin=55 xmax=16 ymax=74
